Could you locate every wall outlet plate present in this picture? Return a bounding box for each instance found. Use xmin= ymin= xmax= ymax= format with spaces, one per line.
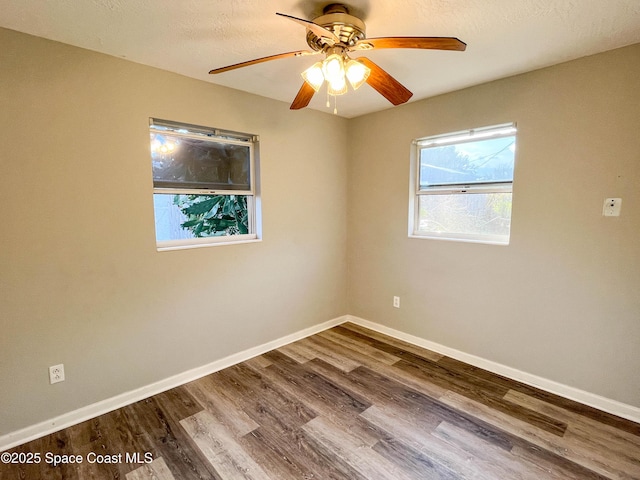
xmin=49 ymin=364 xmax=65 ymax=384
xmin=603 ymin=198 xmax=622 ymax=217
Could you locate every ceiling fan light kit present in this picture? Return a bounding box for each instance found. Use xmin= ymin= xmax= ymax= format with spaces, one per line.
xmin=303 ymin=51 xmax=371 ymax=91
xmin=209 ymin=3 xmax=466 ymax=113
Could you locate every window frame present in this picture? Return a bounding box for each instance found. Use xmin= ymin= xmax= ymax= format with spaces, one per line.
xmin=150 ymin=118 xmax=261 ymax=251
xmin=408 ymin=123 xmax=517 ymax=245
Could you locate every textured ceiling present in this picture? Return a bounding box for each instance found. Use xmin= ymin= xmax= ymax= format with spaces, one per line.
xmin=2 ymin=0 xmax=639 ymax=118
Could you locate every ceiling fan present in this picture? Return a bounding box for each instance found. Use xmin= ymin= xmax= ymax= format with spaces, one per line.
xmin=209 ymin=3 xmax=466 ymax=112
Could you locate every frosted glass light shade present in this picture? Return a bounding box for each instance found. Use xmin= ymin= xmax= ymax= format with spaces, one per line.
xmin=327 ymin=75 xmax=347 ymax=95
xmin=301 ymin=62 xmax=324 ymax=91
xmin=322 ymin=54 xmax=344 ymax=83
xmin=345 ymin=59 xmax=370 ymax=90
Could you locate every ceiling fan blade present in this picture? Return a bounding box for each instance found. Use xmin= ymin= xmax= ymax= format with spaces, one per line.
xmin=209 ymin=50 xmax=316 ymax=74
xmin=357 ymin=57 xmax=413 ymax=106
xmin=354 ymin=37 xmax=466 ymax=51
xmin=276 ymin=12 xmax=340 ymax=44
xmin=290 ymin=82 xmax=316 ymax=110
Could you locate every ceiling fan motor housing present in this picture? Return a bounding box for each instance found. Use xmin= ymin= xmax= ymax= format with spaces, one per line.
xmin=306 ymin=3 xmax=366 ymax=51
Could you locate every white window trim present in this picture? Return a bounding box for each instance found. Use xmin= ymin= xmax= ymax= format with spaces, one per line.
xmin=150 ymin=118 xmax=261 ymax=250
xmin=408 ymin=123 xmax=516 ymax=245
xmin=157 ymin=234 xmax=261 ymax=252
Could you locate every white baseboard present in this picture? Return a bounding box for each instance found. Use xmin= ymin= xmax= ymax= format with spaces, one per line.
xmin=345 ymin=315 xmax=640 ymax=424
xmin=3 ymin=313 xmax=638 ymax=452
xmin=0 ymin=315 xmax=348 ymax=452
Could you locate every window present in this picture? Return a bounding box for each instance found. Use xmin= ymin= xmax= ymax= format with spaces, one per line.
xmin=150 ymin=118 xmax=260 ymax=250
xmin=409 ymin=123 xmax=517 ymax=245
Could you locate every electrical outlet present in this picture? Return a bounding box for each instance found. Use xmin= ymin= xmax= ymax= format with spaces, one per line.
xmin=603 ymin=198 xmax=622 ymax=217
xmin=49 ymin=364 xmax=65 ymax=384
xmin=393 ymin=296 xmax=400 ymax=308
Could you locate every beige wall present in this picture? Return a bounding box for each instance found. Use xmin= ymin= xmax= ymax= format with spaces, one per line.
xmin=347 ymin=43 xmax=640 ymax=407
xmin=0 ymin=28 xmax=348 ymax=435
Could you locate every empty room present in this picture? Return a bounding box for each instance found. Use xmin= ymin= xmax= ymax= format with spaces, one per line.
xmin=1 ymin=1 xmax=639 ymax=479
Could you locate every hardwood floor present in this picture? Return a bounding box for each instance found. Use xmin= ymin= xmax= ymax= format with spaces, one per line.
xmin=1 ymin=322 xmax=639 ymax=479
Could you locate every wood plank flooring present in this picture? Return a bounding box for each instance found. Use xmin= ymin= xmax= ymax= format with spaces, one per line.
xmin=1 ymin=322 xmax=639 ymax=479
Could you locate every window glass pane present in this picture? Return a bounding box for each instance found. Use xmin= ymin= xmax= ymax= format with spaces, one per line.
xmin=420 ymin=135 xmax=515 ymax=187
xmin=151 ymin=133 xmax=250 ymax=190
xmin=153 ymin=194 xmax=250 ymax=241
xmin=417 ymin=193 xmax=512 ymax=239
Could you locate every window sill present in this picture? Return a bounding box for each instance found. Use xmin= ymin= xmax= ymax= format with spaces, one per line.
xmin=157 ymin=235 xmax=261 ymax=252
xmin=409 ymin=233 xmax=509 ymax=246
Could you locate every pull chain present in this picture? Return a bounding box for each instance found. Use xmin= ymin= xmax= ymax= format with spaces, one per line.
xmin=325 ymin=91 xmax=339 ymax=115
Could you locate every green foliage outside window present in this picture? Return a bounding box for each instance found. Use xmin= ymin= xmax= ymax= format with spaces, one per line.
xmin=174 ymin=194 xmax=249 ymax=237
